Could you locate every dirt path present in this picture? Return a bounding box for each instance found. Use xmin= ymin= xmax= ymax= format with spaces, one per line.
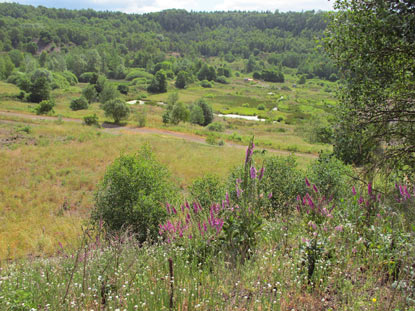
xmin=0 ymin=110 xmax=318 ymax=159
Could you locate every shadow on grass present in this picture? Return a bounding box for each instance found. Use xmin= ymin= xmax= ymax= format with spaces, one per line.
xmin=101 ymin=121 xmax=128 ymax=128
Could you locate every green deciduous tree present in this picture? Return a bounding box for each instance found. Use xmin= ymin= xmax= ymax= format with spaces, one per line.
xmin=147 ymin=70 xmax=167 ymax=93
xmin=324 ymin=0 xmax=415 ymax=174
xmin=28 ymin=75 xmax=50 ymax=103
xmin=82 ymin=84 xmax=98 ymax=104
xmin=102 ymin=98 xmax=130 ymax=124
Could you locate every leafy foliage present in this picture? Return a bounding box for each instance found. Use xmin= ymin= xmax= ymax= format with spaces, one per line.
xmin=70 ymin=96 xmax=88 ymax=111
xmin=324 ymin=0 xmax=415 ymax=175
xmin=93 ymin=146 xmax=177 ymax=243
xmin=101 ymin=98 xmax=130 ymax=124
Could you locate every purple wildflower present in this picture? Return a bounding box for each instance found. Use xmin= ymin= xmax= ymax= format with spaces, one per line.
xmin=335 ymin=225 xmax=343 ymax=232
xmin=368 ymin=183 xmax=372 ymax=195
xmin=250 ymin=166 xmax=257 ymax=179
xmin=352 ymin=186 xmax=356 ymax=195
xmin=245 ymin=142 xmax=254 ymax=164
xmin=312 ymin=184 xmax=319 ymax=193
xmin=305 ymin=177 xmax=311 ymax=187
xmin=258 ymin=166 xmax=265 ymax=180
xmin=268 ymin=192 xmax=273 ymax=199
xmin=226 ymin=192 xmax=230 ymax=206
xmin=166 ymin=203 xmax=171 ymax=214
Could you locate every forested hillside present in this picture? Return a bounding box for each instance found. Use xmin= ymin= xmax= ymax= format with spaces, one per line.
xmin=0 ymin=3 xmax=336 ymax=81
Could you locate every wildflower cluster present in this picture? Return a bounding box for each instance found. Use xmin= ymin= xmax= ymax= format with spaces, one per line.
xmin=159 ymin=200 xmax=227 ymax=244
xmin=159 ymin=138 xmax=270 ymax=263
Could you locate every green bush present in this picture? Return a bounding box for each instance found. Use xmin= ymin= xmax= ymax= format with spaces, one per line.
xmin=189 ymin=104 xmax=205 ymax=126
xmin=207 ymin=122 xmax=224 ymax=132
xmin=70 ymin=97 xmax=88 ymax=111
xmin=200 ymin=80 xmax=212 ymax=88
xmin=257 ymin=104 xmax=265 ymax=110
xmin=102 ymin=98 xmax=130 ymax=124
xmin=82 ymin=84 xmax=98 ymax=104
xmin=34 ymin=99 xmax=55 ymax=115
xmin=259 ymin=156 xmax=306 ymax=214
xmin=93 ymin=146 xmax=177 ymax=243
xmin=83 ymin=114 xmax=100 ymax=127
xmin=117 ymin=84 xmax=129 ymax=95
xmin=189 ymin=174 xmax=226 ymax=208
xmin=307 ymin=152 xmax=353 ymax=200
xmin=170 ymin=102 xmax=189 ymax=125
xmin=79 ymin=72 xmax=98 ymax=83
xmin=195 ymin=98 xmax=213 ymax=126
xmin=125 ymin=68 xmax=153 ymax=81
xmin=215 ymin=76 xmax=229 ymax=84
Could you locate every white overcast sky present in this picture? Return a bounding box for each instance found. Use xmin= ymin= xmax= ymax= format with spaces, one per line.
xmin=0 ymin=0 xmax=333 ymax=13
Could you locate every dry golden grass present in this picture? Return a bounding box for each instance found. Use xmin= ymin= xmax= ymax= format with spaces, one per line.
xmin=0 ymin=119 xmax=258 ymax=259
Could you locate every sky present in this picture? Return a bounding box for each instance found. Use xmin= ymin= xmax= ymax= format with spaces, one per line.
xmin=0 ymin=0 xmax=333 ymax=13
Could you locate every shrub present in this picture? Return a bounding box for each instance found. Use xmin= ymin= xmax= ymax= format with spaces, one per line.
xmin=298 ymin=75 xmax=306 ymax=84
xmin=117 ymin=84 xmax=129 ymax=95
xmin=170 ymin=102 xmax=189 ymax=125
xmin=175 ymin=70 xmax=188 ymax=89
xmin=200 ymin=80 xmax=212 ymax=88
xmin=307 ymin=152 xmax=353 ymax=200
xmin=215 ymin=76 xmax=229 ymax=84
xmin=79 ymin=72 xmax=96 ymax=83
xmin=83 ymin=114 xmax=100 ymax=127
xmin=189 ymin=104 xmax=205 ymax=126
xmin=34 ymin=100 xmax=54 ymax=115
xmin=207 ymin=122 xmax=224 ymax=132
xmin=102 ymin=98 xmax=130 ymax=124
xmin=70 ymin=97 xmax=88 ymax=111
xmin=147 ymin=70 xmax=167 ymax=93
xmin=93 ymin=146 xmax=177 ymax=243
xmin=189 ymin=174 xmax=226 ymax=209
xmin=82 ymin=84 xmax=98 ymax=104
xmin=257 ymin=104 xmax=265 ymax=110
xmin=99 ymin=81 xmax=120 ymax=104
xmin=29 ymin=76 xmax=50 ymax=103
xmin=126 ymin=68 xmax=153 ymax=81
xmin=259 ymin=156 xmax=306 ymax=214
xmin=195 ymin=98 xmax=213 ymax=126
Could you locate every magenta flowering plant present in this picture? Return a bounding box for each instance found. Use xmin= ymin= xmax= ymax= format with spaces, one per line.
xmin=296 ymin=178 xmax=342 ymax=285
xmin=159 ymin=138 xmax=270 ymax=263
xmin=296 ymin=178 xmax=335 ymax=233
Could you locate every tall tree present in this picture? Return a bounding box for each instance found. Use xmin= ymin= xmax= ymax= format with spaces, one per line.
xmin=324 ymin=0 xmax=415 ymax=174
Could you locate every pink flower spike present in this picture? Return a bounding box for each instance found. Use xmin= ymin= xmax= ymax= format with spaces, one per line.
xmin=166 ymin=203 xmax=171 ymax=214
xmin=352 ymin=186 xmax=356 ymax=195
xmin=305 ymin=177 xmax=311 ymax=187
xmin=250 ymin=166 xmax=257 ymax=179
xmin=172 ymin=206 xmax=177 ymax=214
xmin=226 ymin=192 xmax=230 ymax=206
xmin=368 ymin=183 xmax=372 ymax=195
xmin=258 ymin=166 xmax=265 ymax=180
xmin=312 ymin=184 xmax=319 ymax=193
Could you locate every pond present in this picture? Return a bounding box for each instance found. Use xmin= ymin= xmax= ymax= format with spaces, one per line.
xmin=216 ymin=114 xmax=266 ymax=122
